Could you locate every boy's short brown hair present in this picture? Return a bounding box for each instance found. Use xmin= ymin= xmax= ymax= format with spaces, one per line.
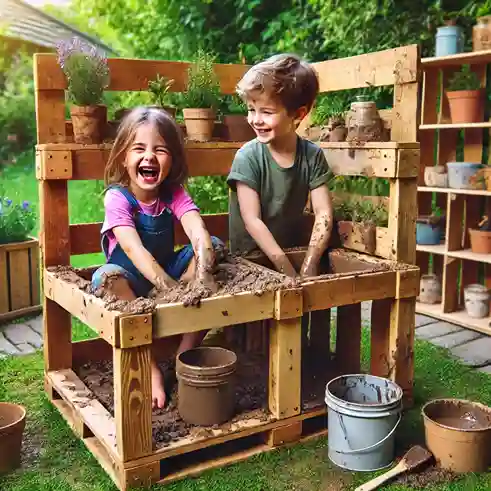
xmin=237 ymin=53 xmax=319 ymax=114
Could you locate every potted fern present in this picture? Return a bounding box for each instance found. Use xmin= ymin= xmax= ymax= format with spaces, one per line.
xmin=446 ymin=65 xmax=484 ymax=123
xmin=221 ymin=95 xmax=255 ymax=142
xmin=181 ymin=50 xmax=221 ymax=141
xmin=57 ymin=37 xmax=110 ymax=144
xmin=148 ymin=75 xmax=177 ymax=118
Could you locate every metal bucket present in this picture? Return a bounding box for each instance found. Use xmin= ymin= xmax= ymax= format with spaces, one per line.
xmin=325 ymin=374 xmax=403 ymax=472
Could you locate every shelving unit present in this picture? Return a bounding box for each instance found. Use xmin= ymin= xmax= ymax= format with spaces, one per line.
xmin=417 ymin=50 xmax=491 ymax=335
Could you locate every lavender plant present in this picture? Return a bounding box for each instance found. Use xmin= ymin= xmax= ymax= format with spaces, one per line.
xmin=0 ymin=197 xmax=36 ymax=244
xmin=57 ymin=37 xmax=110 ymax=106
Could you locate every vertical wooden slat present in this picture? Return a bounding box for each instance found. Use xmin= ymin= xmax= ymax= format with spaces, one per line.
xmin=442 ymin=257 xmax=460 ymax=313
xmin=309 ymin=309 xmax=331 ymax=362
xmin=416 ymin=251 xmax=430 ymax=276
xmin=8 ymin=249 xmax=31 ymax=310
xmin=0 ymin=248 xmax=9 ymax=314
xmin=29 ymin=245 xmax=40 ymax=306
xmin=370 ymin=298 xmax=391 ymax=378
xmin=446 ymin=194 xmax=465 ymax=251
xmin=420 ymin=68 xmax=439 ymax=126
xmin=336 ymin=304 xmax=361 ymax=373
xmin=114 ymin=346 xmax=153 ymax=462
xmin=269 ymin=317 xmax=301 ymax=420
xmin=392 ymin=82 xmax=419 ymax=142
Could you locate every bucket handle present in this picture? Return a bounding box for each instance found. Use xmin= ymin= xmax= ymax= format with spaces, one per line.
xmin=332 ymin=413 xmax=402 ymax=455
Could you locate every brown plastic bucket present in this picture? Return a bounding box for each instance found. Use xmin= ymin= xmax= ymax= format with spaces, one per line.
xmin=0 ymin=402 xmax=26 ymax=474
xmin=176 ymin=347 xmax=237 ymax=426
xmin=422 ymin=398 xmax=491 ymax=472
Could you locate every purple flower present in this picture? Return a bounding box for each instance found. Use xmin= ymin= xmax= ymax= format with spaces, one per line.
xmin=22 ymin=200 xmax=30 ymax=210
xmin=5 ymin=198 xmax=12 ymax=207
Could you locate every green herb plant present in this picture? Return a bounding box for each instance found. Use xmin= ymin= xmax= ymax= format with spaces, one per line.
xmin=447 ymin=65 xmax=481 ymax=92
xmin=333 ymin=199 xmax=388 ymax=227
xmin=0 ymin=196 xmax=36 ymax=244
xmin=182 ymin=49 xmax=221 ymax=109
xmin=148 ymin=75 xmax=175 ymax=107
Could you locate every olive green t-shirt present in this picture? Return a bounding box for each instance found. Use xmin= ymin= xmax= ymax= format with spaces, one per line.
xmin=227 ymin=137 xmax=331 ymax=254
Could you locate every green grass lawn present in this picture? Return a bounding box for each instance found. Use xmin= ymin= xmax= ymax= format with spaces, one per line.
xmin=1 ymin=154 xmax=491 ymax=490
xmin=1 ymin=329 xmax=491 ymax=491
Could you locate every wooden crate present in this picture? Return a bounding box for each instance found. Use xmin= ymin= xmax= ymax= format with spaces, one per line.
xmin=34 ymin=45 xmax=420 ymax=490
xmin=0 ymin=238 xmax=41 ymax=322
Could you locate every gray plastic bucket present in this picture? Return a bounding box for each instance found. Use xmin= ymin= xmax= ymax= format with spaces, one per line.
xmin=325 ymin=374 xmax=403 ymax=472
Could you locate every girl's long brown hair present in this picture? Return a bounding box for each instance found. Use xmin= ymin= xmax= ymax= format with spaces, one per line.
xmin=104 ymin=107 xmax=188 ymax=191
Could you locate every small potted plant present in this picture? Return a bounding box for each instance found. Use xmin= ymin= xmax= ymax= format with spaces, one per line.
xmin=181 ymin=50 xmax=221 ymax=142
xmin=416 ymin=206 xmax=444 ymax=245
xmin=446 ymin=65 xmax=484 ymax=123
xmin=57 ymin=37 xmax=110 ymax=144
xmin=148 ymin=74 xmax=177 ymax=118
xmin=469 ymin=215 xmax=491 ymax=254
xmin=221 ymin=95 xmax=255 ymax=142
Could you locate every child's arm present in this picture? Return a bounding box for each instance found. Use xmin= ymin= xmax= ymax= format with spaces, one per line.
xmin=112 ymin=226 xmax=178 ymax=289
xmin=299 ymin=184 xmax=333 ymax=278
xmin=180 ymin=210 xmax=217 ymax=290
xmin=237 ymin=182 xmax=297 ymax=277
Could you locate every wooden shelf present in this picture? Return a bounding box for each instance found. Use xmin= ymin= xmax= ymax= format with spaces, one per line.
xmin=418 ymin=186 xmax=491 ymax=196
xmin=447 ymin=249 xmax=491 ymax=265
xmin=422 ymin=49 xmax=491 ymax=67
xmin=416 ymin=302 xmax=491 ymax=336
xmin=420 ymin=122 xmax=491 ymax=130
xmin=416 ymin=244 xmax=446 ymax=255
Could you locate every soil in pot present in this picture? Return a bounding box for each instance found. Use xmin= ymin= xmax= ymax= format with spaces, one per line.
xmin=223 ymin=115 xmax=255 ymax=141
xmin=0 ymin=402 xmax=26 ymax=474
xmin=70 ymin=105 xmax=107 ymax=144
xmin=446 ymin=89 xmax=484 ymax=123
xmin=464 ymin=284 xmax=490 ymax=318
xmin=183 ymin=108 xmax=216 ymax=142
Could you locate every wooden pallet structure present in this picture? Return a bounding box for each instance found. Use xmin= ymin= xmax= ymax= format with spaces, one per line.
xmin=34 ymin=45 xmax=420 ymax=490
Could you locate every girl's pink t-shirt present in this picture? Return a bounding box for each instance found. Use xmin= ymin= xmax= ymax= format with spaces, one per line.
xmin=101 ymin=186 xmax=199 ymax=258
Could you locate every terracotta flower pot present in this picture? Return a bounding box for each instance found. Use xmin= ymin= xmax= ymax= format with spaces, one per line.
xmin=446 ymin=89 xmax=484 ymax=123
xmin=0 ymin=402 xmax=26 ymax=474
xmin=70 ymin=104 xmax=107 ymax=144
xmin=223 ymin=115 xmax=255 ymax=142
xmin=469 ymin=228 xmax=491 ymax=254
xmin=183 ymin=108 xmax=216 ymax=142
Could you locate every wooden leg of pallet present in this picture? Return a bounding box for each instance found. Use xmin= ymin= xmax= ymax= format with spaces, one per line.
xmin=388 ymin=297 xmax=415 ymax=407
xmin=43 ymin=298 xmax=72 ymax=371
xmin=269 ymin=317 xmax=301 ymax=419
xmin=370 ymin=298 xmax=391 ymax=378
xmin=113 ymin=346 xmax=153 ymax=462
xmin=267 ymin=421 xmax=302 ymax=446
xmin=309 ymin=309 xmax=331 ymax=363
xmin=124 ymin=462 xmax=160 ymax=489
xmin=336 ymin=304 xmax=361 ymax=373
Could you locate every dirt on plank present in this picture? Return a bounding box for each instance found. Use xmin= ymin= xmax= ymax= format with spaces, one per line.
xmin=393 ymin=464 xmax=457 ymax=488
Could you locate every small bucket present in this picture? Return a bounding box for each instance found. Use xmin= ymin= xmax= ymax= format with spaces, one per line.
xmin=447 ymin=162 xmax=483 ymax=189
xmin=422 ymin=398 xmax=491 ymax=472
xmin=0 ymin=402 xmax=26 ymax=474
xmin=176 ymin=346 xmax=237 ymax=426
xmin=325 ymin=374 xmax=403 ymax=472
xmin=435 ymin=25 xmax=464 ymax=57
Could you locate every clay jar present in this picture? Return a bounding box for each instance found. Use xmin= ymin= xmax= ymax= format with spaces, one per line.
xmin=418 ymin=274 xmax=442 ymax=304
xmin=464 ymin=284 xmax=490 ymax=318
xmin=473 ymin=16 xmax=491 ymax=51
xmin=346 ymin=99 xmax=383 ymax=143
xmin=176 ymin=346 xmax=237 ymax=426
xmin=424 ymin=166 xmax=448 ymax=187
xmin=0 ymin=402 xmax=26 ymax=474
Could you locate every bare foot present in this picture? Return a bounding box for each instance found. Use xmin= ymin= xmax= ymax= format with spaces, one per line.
xmin=151 ymin=363 xmax=166 ymax=409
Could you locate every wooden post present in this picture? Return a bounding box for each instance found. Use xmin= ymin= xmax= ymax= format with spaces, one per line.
xmin=336 ymin=304 xmax=361 ymax=373
xmin=113 ymin=345 xmax=153 ymax=462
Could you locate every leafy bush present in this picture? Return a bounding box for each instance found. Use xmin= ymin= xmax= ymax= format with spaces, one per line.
xmin=0 ymin=51 xmax=36 ymax=163
xmin=182 ymin=50 xmax=221 ymax=109
xmin=0 ymin=196 xmax=36 ymax=243
xmin=57 ymin=37 xmax=110 ymax=106
xmin=186 ymin=176 xmax=228 ymax=214
xmin=333 ymin=198 xmax=388 ymax=227
xmin=447 ymin=65 xmax=481 ymax=92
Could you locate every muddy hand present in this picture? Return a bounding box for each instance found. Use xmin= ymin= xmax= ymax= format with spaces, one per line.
xmin=300 ymin=257 xmax=319 ymax=278
xmin=198 ymin=272 xmax=219 ymax=294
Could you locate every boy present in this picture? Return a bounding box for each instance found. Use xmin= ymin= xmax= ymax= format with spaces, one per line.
xmin=227 ymin=53 xmax=333 ymax=278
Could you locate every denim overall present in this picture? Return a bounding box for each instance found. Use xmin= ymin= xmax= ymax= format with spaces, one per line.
xmin=92 ymin=186 xmax=197 ymax=297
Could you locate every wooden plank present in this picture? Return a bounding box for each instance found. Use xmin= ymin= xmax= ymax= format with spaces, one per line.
xmin=0 ymin=248 xmax=9 ymax=314
xmin=34 ymin=90 xmax=66 ymax=143
xmin=34 ymin=53 xmax=249 ymax=93
xmin=84 ymin=437 xmax=124 ymax=491
xmin=446 ymin=194 xmax=465 ymax=251
xmin=114 ymin=346 xmax=153 ymax=462
xmin=267 ymin=422 xmax=303 ymax=446
xmin=422 ymin=49 xmax=491 ymax=67
xmin=44 ymin=270 xmax=119 ymax=344
xmin=308 ymin=309 xmax=331 ymax=363
xmin=370 ymin=298 xmax=391 ymax=378
xmin=388 ymin=178 xmax=417 ymax=263
xmin=313 ymin=45 xmax=418 ymax=91
xmin=420 ymin=68 xmax=439 ymax=126
xmin=51 ymin=398 xmax=91 ymax=439
xmin=47 ymin=369 xmax=119 ymax=459
xmin=36 ymin=149 xmax=73 ymax=180
xmin=388 ymin=297 xmax=415 ymax=406
xmin=118 ymin=314 xmax=152 ymax=348
xmin=274 ymin=288 xmax=303 ymax=320
xmin=1 ymin=238 xmax=39 ymax=252
xmin=302 ymin=271 xmax=397 ymax=312
xmin=396 ymin=268 xmax=420 ymax=299
xmin=392 ymin=82 xmax=419 ymax=142
xmin=442 ymin=257 xmax=460 ymax=313
xmin=29 ymin=245 xmax=40 ymax=306
xmin=0 ymin=305 xmax=42 ymax=324
xmin=8 ymin=249 xmax=31 ymax=310
xmin=154 ymin=291 xmax=275 ymax=338
xmin=336 ymin=303 xmax=361 ymax=373
xmin=269 ymin=317 xmax=301 ymax=419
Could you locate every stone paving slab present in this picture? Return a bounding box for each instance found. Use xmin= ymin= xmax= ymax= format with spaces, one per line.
xmin=415 ymin=314 xmax=437 ymax=328
xmin=26 ymin=316 xmax=43 ymax=336
xmin=3 ymin=323 xmax=43 ymax=348
xmin=0 ymin=332 xmax=19 ymax=355
xmin=415 ymin=321 xmax=462 ymax=340
xmin=15 ymin=343 xmax=36 ymax=354
xmin=451 ymin=337 xmax=491 ymax=367
xmin=429 ymin=329 xmax=483 ymax=350
xmin=478 ymin=365 xmax=491 ymax=374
